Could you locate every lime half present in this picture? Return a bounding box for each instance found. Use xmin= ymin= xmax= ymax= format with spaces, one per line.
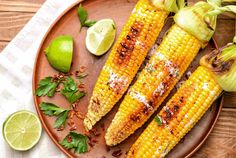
xmin=45 ymin=35 xmax=73 ymax=73
xmin=86 ymin=19 xmax=116 ymax=56
xmin=2 ymin=110 xmax=42 ymax=151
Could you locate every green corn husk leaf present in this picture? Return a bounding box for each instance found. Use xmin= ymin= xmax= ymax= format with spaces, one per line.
xmin=200 ymin=38 xmax=236 ymax=92
xmin=150 ymin=0 xmax=185 ymax=13
xmin=222 ymin=0 xmax=236 ymax=2
xmin=174 ymin=2 xmax=216 ymax=46
xmin=207 ymin=0 xmax=222 ymax=7
xmin=174 ymin=0 xmax=236 ymax=47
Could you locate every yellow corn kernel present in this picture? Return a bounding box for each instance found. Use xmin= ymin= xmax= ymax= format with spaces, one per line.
xmin=105 ymin=24 xmax=201 ymax=146
xmin=84 ymin=0 xmax=169 ymax=130
xmin=127 ymin=66 xmax=222 ymax=158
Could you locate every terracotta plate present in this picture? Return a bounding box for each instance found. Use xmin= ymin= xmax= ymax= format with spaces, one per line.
xmin=33 ymin=0 xmax=223 ymax=157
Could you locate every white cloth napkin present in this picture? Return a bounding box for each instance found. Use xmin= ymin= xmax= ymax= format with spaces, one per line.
xmin=0 ymin=0 xmax=80 ymax=157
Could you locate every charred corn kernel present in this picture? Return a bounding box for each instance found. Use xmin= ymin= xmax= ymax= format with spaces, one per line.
xmin=105 ymin=24 xmax=201 ymax=146
xmin=84 ymin=0 xmax=169 ymax=130
xmin=127 ymin=66 xmax=222 ymax=158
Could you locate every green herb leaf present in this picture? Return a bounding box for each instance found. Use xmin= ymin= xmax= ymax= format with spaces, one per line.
xmin=61 ymin=76 xmax=86 ymax=103
xmin=75 ymin=135 xmax=88 ymax=153
xmin=60 ymin=131 xmax=88 ymax=153
xmin=77 ymin=73 xmax=88 ymax=79
xmin=63 ymin=76 xmax=77 ymax=91
xmin=112 ymin=23 xmax=116 ymax=30
xmin=54 ymin=110 xmax=69 ymax=128
xmin=155 ymin=114 xmax=162 ymax=126
xmin=70 ymin=92 xmax=86 ymax=103
xmin=35 ymin=77 xmax=60 ymax=97
xmin=40 ymin=102 xmax=66 ymax=116
xmin=77 ymin=4 xmax=88 ymax=30
xmin=84 ymin=20 xmax=97 ymax=27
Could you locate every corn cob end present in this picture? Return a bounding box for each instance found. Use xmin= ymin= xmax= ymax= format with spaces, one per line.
xmin=105 ymin=124 xmax=124 ymax=146
xmin=83 ymin=117 xmax=93 ymax=131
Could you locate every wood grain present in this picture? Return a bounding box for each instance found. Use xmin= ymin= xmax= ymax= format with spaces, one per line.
xmin=214 ymin=18 xmax=235 ymax=47
xmin=224 ymin=93 xmax=236 ymax=108
xmin=0 ymin=41 xmax=8 ymax=52
xmin=193 ymin=108 xmax=236 ymax=158
xmin=0 ymin=12 xmax=35 ymax=41
xmin=0 ymin=0 xmax=41 ymax=51
xmin=0 ymin=1 xmax=41 ymax=13
xmin=0 ymin=0 xmax=235 ymax=157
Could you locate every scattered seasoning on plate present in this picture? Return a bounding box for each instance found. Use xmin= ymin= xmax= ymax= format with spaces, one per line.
xmin=180 ymin=137 xmax=185 ymax=143
xmin=112 ymin=149 xmax=122 ymax=158
xmin=106 ymin=145 xmax=111 ymax=152
xmin=89 ymin=128 xmax=101 ymax=137
xmin=100 ymin=123 xmax=105 ymax=131
xmin=57 ymin=125 xmax=65 ymax=131
xmin=79 ymin=65 xmax=86 ymax=73
xmin=38 ymin=68 xmax=89 ymax=146
xmin=75 ymin=111 xmax=85 ymax=120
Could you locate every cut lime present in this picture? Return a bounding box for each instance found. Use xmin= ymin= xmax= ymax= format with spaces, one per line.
xmin=2 ymin=110 xmax=42 ymax=151
xmin=45 ymin=35 xmax=73 ymax=73
xmin=86 ymin=19 xmax=116 ymax=56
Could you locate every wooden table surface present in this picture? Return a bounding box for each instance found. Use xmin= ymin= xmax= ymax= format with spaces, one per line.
xmin=0 ymin=0 xmax=235 ymax=157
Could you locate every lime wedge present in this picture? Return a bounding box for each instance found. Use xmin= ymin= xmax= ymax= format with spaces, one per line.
xmin=45 ymin=35 xmax=73 ymax=73
xmin=86 ymin=19 xmax=116 ymax=56
xmin=2 ymin=110 xmax=42 ymax=151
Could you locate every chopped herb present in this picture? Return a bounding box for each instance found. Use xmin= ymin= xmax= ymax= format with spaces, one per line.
xmin=40 ymin=102 xmax=67 ymax=116
xmin=40 ymin=102 xmax=70 ymax=129
xmin=77 ymin=4 xmax=87 ymax=30
xmin=84 ymin=20 xmax=97 ymax=27
xmin=155 ymin=114 xmax=162 ymax=126
xmin=77 ymin=4 xmax=96 ymax=31
xmin=61 ymin=76 xmax=86 ymax=103
xmin=54 ymin=110 xmax=70 ymax=128
xmin=77 ymin=73 xmax=88 ymax=79
xmin=35 ymin=77 xmax=60 ymax=97
xmin=60 ymin=131 xmax=88 ymax=153
xmin=146 ymin=65 xmax=155 ymax=73
xmin=112 ymin=24 xmax=116 ymax=30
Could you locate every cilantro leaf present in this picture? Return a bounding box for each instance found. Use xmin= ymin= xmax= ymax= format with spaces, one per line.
xmin=60 ymin=131 xmax=88 ymax=153
xmin=40 ymin=102 xmax=66 ymax=116
xmin=77 ymin=4 xmax=97 ymax=30
xmin=77 ymin=73 xmax=88 ymax=79
xmin=75 ymin=135 xmax=88 ymax=153
xmin=62 ymin=91 xmax=86 ymax=104
xmin=77 ymin=4 xmax=87 ymax=30
xmin=40 ymin=102 xmax=70 ymax=129
xmin=155 ymin=114 xmax=162 ymax=126
xmin=35 ymin=77 xmax=60 ymax=97
xmin=54 ymin=110 xmax=69 ymax=128
xmin=61 ymin=76 xmax=86 ymax=103
xmin=84 ymin=20 xmax=97 ymax=27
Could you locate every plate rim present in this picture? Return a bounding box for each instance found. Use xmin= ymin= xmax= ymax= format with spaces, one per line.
xmin=32 ymin=1 xmax=83 ymax=158
xmin=32 ymin=0 xmax=224 ymax=157
xmin=185 ymin=96 xmax=223 ymax=158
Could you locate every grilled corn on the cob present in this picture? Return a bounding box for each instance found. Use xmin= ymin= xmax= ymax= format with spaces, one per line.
xmin=84 ymin=0 xmax=170 ymax=130
xmin=127 ymin=28 xmax=236 ymax=158
xmin=105 ymin=1 xmax=221 ymax=146
xmin=105 ymin=24 xmax=202 ymax=145
xmin=127 ymin=66 xmax=222 ymax=157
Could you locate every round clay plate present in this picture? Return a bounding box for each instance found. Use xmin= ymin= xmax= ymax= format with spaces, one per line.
xmin=33 ymin=0 xmax=223 ymax=157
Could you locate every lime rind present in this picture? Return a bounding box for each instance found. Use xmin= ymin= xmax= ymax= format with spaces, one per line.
xmin=3 ymin=110 xmax=42 ymax=151
xmin=45 ymin=35 xmax=73 ymax=73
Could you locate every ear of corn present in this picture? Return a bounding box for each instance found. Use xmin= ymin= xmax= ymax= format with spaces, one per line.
xmin=127 ymin=66 xmax=222 ymax=158
xmin=84 ymin=0 xmax=169 ymax=130
xmin=105 ymin=24 xmax=202 ymax=146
